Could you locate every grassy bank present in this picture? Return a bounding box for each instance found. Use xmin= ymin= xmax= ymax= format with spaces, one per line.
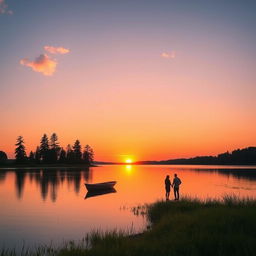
xmin=1 ymin=197 xmax=256 ymax=256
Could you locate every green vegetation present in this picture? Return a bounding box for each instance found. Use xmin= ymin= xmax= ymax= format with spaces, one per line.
xmin=1 ymin=196 xmax=256 ymax=256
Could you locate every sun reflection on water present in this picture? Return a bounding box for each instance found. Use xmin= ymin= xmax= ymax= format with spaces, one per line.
xmin=125 ymin=165 xmax=133 ymax=174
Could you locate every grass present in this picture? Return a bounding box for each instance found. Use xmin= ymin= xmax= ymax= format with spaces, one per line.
xmin=1 ymin=196 xmax=256 ymax=256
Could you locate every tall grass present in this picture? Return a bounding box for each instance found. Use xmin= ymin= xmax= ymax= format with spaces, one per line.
xmin=1 ymin=196 xmax=256 ymax=256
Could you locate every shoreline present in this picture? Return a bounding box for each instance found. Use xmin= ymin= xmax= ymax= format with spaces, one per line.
xmin=1 ymin=163 xmax=256 ymax=168
xmin=1 ymin=196 xmax=255 ymax=255
xmin=0 ymin=164 xmax=97 ymax=170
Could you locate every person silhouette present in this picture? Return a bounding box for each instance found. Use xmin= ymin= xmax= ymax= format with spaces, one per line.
xmin=165 ymin=175 xmax=171 ymax=200
xmin=173 ymin=173 xmax=182 ymax=200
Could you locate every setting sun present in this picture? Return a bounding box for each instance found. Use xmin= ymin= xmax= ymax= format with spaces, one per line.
xmin=125 ymin=159 xmax=133 ymax=164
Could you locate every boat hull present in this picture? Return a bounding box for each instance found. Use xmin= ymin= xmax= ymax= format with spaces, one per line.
xmin=85 ymin=181 xmax=116 ymax=191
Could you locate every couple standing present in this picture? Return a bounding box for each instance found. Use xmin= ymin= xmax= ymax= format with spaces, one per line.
xmin=165 ymin=174 xmax=182 ymax=201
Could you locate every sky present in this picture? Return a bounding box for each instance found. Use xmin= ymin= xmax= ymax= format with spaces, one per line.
xmin=0 ymin=0 xmax=256 ymax=162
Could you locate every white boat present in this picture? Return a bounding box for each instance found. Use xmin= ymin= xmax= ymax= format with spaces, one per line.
xmin=85 ymin=181 xmax=116 ymax=191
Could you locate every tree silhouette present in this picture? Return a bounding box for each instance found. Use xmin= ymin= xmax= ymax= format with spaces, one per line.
xmin=50 ymin=133 xmax=60 ymax=150
xmin=0 ymin=151 xmax=8 ymax=164
xmin=6 ymin=132 xmax=96 ymax=166
xmin=15 ymin=136 xmax=27 ymax=163
xmin=49 ymin=133 xmax=61 ymax=163
xmin=66 ymin=144 xmax=74 ymax=163
xmin=40 ymin=134 xmax=49 ymax=163
xmin=35 ymin=146 xmax=41 ymax=164
xmin=83 ymin=144 xmax=94 ymax=164
xmin=29 ymin=151 xmax=35 ymax=163
xmin=73 ymin=140 xmax=82 ymax=163
xmin=59 ymin=148 xmax=66 ymax=163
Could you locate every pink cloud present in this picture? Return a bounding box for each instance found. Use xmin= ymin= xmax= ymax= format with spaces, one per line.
xmin=44 ymin=46 xmax=70 ymax=54
xmin=20 ymin=54 xmax=57 ymax=76
xmin=0 ymin=0 xmax=13 ymax=15
xmin=161 ymin=51 xmax=176 ymax=59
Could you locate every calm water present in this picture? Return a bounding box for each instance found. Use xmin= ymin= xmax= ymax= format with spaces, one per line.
xmin=0 ymin=165 xmax=256 ymax=250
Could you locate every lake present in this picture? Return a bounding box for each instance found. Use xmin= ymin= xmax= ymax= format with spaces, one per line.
xmin=0 ymin=164 xmax=256 ymax=250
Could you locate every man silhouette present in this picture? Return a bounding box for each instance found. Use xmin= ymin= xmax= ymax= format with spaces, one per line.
xmin=173 ymin=173 xmax=182 ymax=200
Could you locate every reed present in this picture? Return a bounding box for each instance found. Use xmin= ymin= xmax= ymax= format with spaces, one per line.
xmin=1 ymin=196 xmax=256 ymax=256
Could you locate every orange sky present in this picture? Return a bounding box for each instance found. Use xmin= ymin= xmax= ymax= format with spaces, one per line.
xmin=0 ymin=1 xmax=256 ymax=161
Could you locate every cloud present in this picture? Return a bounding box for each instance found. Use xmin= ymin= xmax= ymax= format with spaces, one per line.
xmin=20 ymin=45 xmax=70 ymax=76
xmin=0 ymin=0 xmax=13 ymax=15
xmin=44 ymin=46 xmax=70 ymax=55
xmin=20 ymin=54 xmax=57 ymax=76
xmin=161 ymin=51 xmax=176 ymax=59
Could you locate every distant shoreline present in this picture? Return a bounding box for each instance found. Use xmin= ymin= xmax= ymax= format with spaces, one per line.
xmin=102 ymin=146 xmax=256 ymax=166
xmin=98 ymin=162 xmax=256 ymax=166
xmin=2 ymin=146 xmax=255 ymax=167
xmin=1 ymin=163 xmax=256 ymax=171
xmin=0 ymin=163 xmax=96 ymax=169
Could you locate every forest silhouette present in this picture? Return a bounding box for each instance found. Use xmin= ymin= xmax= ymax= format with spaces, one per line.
xmin=0 ymin=133 xmax=94 ymax=165
xmin=135 ymin=147 xmax=256 ymax=165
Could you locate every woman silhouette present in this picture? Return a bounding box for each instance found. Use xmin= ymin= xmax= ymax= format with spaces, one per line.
xmin=165 ymin=175 xmax=171 ymax=200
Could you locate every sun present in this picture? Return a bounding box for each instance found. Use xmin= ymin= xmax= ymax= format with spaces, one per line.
xmin=125 ymin=159 xmax=133 ymax=164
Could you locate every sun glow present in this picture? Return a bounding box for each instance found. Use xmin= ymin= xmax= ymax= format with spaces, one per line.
xmin=125 ymin=165 xmax=132 ymax=173
xmin=125 ymin=159 xmax=133 ymax=164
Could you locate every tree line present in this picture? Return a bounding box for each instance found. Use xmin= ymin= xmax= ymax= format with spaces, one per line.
xmin=136 ymin=147 xmax=256 ymax=165
xmin=14 ymin=133 xmax=94 ymax=165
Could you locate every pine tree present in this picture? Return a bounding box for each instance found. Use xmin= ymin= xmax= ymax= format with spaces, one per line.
xmin=73 ymin=140 xmax=82 ymax=163
xmin=83 ymin=144 xmax=94 ymax=164
xmin=59 ymin=148 xmax=66 ymax=163
xmin=29 ymin=151 xmax=35 ymax=163
xmin=66 ymin=144 xmax=74 ymax=163
xmin=50 ymin=133 xmax=60 ymax=150
xmin=49 ymin=133 xmax=61 ymax=163
xmin=0 ymin=151 xmax=8 ymax=164
xmin=35 ymin=146 xmax=41 ymax=164
xmin=15 ymin=136 xmax=27 ymax=163
xmin=40 ymin=134 xmax=49 ymax=163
